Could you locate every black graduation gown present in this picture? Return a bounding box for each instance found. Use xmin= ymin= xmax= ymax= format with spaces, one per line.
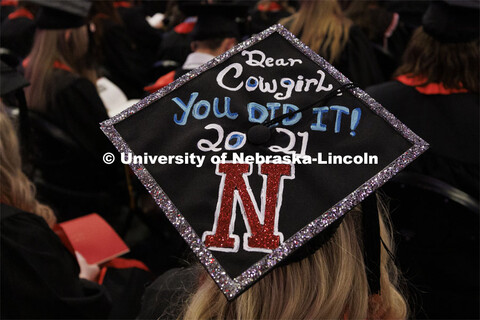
xmin=335 ymin=25 xmax=385 ymax=89
xmin=347 ymin=6 xmax=411 ymax=80
xmin=30 ymin=69 xmax=127 ymax=220
xmin=0 ymin=204 xmax=111 ymax=319
xmin=157 ymin=28 xmax=192 ymax=67
xmin=95 ymin=18 xmax=151 ymax=99
xmin=366 ymin=80 xmax=479 ymax=199
xmin=45 ymin=70 xmax=114 ymax=163
xmin=367 ymin=80 xmax=479 ymax=319
xmin=368 ymin=24 xmax=411 ymax=81
xmin=116 ymin=4 xmax=163 ymax=66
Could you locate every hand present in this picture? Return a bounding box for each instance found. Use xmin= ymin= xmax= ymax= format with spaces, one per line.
xmin=75 ymin=251 xmax=100 ymax=282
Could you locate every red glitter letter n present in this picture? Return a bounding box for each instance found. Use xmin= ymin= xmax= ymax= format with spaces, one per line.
xmin=203 ymin=163 xmax=294 ymax=253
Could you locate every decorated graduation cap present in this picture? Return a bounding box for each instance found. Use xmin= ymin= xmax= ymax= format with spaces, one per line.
xmin=101 ymin=25 xmax=428 ymax=299
xmin=30 ymin=0 xmax=91 ymax=29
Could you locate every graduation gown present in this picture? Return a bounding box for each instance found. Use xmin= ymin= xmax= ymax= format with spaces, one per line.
xmin=367 ymin=78 xmax=479 ymax=319
xmin=115 ymin=3 xmax=163 ymax=66
xmin=0 ymin=204 xmax=111 ymax=319
xmin=30 ymin=68 xmax=127 ymax=219
xmin=346 ymin=6 xmax=411 ymax=80
xmin=366 ymin=79 xmax=479 ymax=199
xmin=156 ymin=20 xmax=195 ymax=67
xmin=334 ymin=25 xmax=385 ymax=89
xmin=45 ymin=70 xmax=114 ymax=165
xmin=94 ymin=17 xmax=151 ymax=99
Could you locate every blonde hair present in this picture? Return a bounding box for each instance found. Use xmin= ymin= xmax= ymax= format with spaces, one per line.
xmin=25 ymin=26 xmax=96 ymax=112
xmin=0 ymin=108 xmax=56 ymax=227
xmin=181 ymin=203 xmax=407 ymax=319
xmin=279 ymin=0 xmax=352 ymax=64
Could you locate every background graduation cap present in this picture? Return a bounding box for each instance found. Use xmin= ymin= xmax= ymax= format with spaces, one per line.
xmin=101 ymin=24 xmax=428 ymax=299
xmin=182 ymin=1 xmax=250 ymax=41
xmin=422 ymin=0 xmax=480 ymax=43
xmin=29 ymin=0 xmax=91 ymax=29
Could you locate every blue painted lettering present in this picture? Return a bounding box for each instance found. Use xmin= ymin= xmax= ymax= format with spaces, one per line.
xmin=213 ymin=97 xmax=238 ymax=120
xmin=258 ymin=76 xmax=277 ymax=93
xmin=330 ymin=105 xmax=350 ymax=133
xmin=350 ymin=108 xmax=361 ymax=136
xmin=267 ymin=102 xmax=281 ymax=121
xmin=192 ymin=100 xmax=210 ymax=120
xmin=247 ymin=102 xmax=269 ymax=123
xmin=246 ymin=76 xmax=259 ymax=91
xmin=282 ymin=104 xmax=301 ymax=126
xmin=172 ymin=92 xmax=199 ymax=125
xmin=311 ymin=107 xmax=329 ymax=131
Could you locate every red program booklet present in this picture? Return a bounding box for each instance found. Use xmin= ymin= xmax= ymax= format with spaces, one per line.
xmin=54 ymin=213 xmax=130 ymax=265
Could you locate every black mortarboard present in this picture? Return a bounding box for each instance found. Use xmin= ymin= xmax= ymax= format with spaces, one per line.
xmin=0 ymin=61 xmax=29 ymax=96
xmin=187 ymin=3 xmax=249 ymax=41
xmin=422 ymin=0 xmax=480 ymax=43
xmin=101 ymin=25 xmax=428 ymax=300
xmin=30 ymin=0 xmax=91 ymax=29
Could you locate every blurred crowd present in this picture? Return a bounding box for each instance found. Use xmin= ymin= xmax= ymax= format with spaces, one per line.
xmin=0 ymin=0 xmax=478 ymax=319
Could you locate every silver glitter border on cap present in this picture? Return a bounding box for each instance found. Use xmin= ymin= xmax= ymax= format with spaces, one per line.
xmin=100 ymin=24 xmax=429 ymax=300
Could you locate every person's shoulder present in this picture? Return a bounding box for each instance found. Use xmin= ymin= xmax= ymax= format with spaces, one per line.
xmin=50 ymin=71 xmax=105 ymax=113
xmin=70 ymin=76 xmax=97 ymax=91
xmin=52 ymin=72 xmax=98 ymax=96
xmin=51 ymin=69 xmax=82 ymax=88
xmin=348 ymin=24 xmax=363 ymax=35
xmin=0 ymin=204 xmax=53 ymax=243
xmin=365 ymin=81 xmax=418 ymax=112
xmin=366 ymin=80 xmax=410 ymax=96
xmin=347 ymin=24 xmax=371 ymax=41
xmin=52 ymin=72 xmax=96 ymax=96
xmin=101 ymin=19 xmax=129 ymax=38
xmin=1 ymin=204 xmax=47 ymax=226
